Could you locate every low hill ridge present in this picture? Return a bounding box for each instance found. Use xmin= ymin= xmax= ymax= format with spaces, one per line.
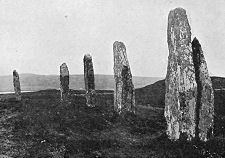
xmin=0 ymin=74 xmax=162 ymax=92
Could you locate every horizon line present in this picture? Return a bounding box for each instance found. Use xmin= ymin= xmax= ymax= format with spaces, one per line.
xmin=0 ymin=73 xmax=165 ymax=78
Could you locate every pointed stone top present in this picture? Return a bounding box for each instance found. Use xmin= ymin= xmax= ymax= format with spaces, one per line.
xmin=113 ymin=41 xmax=123 ymax=45
xmin=113 ymin=41 xmax=126 ymax=58
xmin=168 ymin=7 xmax=188 ymax=24
xmin=84 ymin=53 xmax=91 ymax=57
xmin=13 ymin=70 xmax=18 ymax=76
xmin=171 ymin=7 xmax=186 ymax=12
xmin=168 ymin=7 xmax=189 ymax=28
xmin=192 ymin=37 xmax=202 ymax=53
xmin=193 ymin=37 xmax=198 ymax=41
xmin=113 ymin=41 xmax=129 ymax=67
xmin=84 ymin=54 xmax=92 ymax=60
xmin=167 ymin=7 xmax=191 ymax=47
xmin=113 ymin=41 xmax=125 ymax=50
xmin=61 ymin=63 xmax=67 ymax=67
xmin=192 ymin=37 xmax=201 ymax=46
xmin=60 ymin=63 xmax=69 ymax=76
xmin=169 ymin=7 xmax=186 ymax=16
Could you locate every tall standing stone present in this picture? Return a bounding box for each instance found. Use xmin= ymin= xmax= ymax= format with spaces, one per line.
xmin=83 ymin=54 xmax=96 ymax=107
xmin=60 ymin=63 xmax=69 ymax=101
xmin=113 ymin=41 xmax=135 ymax=113
xmin=13 ymin=70 xmax=21 ymax=101
xmin=165 ymin=8 xmax=197 ymax=140
xmin=192 ymin=37 xmax=214 ymax=141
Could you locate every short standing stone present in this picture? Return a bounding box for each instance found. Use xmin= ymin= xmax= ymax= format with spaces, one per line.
xmin=13 ymin=70 xmax=21 ymax=101
xmin=165 ymin=8 xmax=197 ymax=140
xmin=113 ymin=41 xmax=135 ymax=113
xmin=60 ymin=63 xmax=69 ymax=101
xmin=83 ymin=54 xmax=96 ymax=106
xmin=192 ymin=37 xmax=214 ymax=141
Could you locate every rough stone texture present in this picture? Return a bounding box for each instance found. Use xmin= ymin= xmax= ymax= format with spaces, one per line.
xmin=165 ymin=8 xmax=197 ymax=140
xmin=113 ymin=41 xmax=135 ymax=113
xmin=60 ymin=63 xmax=69 ymax=101
xmin=83 ymin=54 xmax=96 ymax=107
xmin=13 ymin=70 xmax=21 ymax=101
xmin=192 ymin=37 xmax=214 ymax=141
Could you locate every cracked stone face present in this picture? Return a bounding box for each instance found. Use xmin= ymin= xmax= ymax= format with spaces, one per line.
xmin=13 ymin=70 xmax=21 ymax=101
xmin=60 ymin=63 xmax=69 ymax=101
xmin=113 ymin=41 xmax=135 ymax=113
xmin=83 ymin=54 xmax=96 ymax=107
xmin=192 ymin=37 xmax=214 ymax=141
xmin=165 ymin=8 xmax=197 ymax=140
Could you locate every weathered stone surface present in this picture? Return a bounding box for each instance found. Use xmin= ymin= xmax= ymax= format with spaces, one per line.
xmin=192 ymin=37 xmax=214 ymax=141
xmin=83 ymin=54 xmax=96 ymax=106
xmin=113 ymin=41 xmax=135 ymax=113
xmin=60 ymin=63 xmax=69 ymax=101
xmin=165 ymin=8 xmax=197 ymax=140
xmin=13 ymin=70 xmax=21 ymax=101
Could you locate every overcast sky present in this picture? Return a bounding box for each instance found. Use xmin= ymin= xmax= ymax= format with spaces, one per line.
xmin=0 ymin=0 xmax=224 ymax=77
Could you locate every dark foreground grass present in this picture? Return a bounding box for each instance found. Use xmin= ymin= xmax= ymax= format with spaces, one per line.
xmin=0 ymin=90 xmax=225 ymax=158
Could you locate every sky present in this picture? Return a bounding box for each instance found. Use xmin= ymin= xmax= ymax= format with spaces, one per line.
xmin=0 ymin=0 xmax=225 ymax=77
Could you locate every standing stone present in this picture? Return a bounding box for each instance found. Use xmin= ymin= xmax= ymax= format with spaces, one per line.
xmin=165 ymin=8 xmax=197 ymax=140
xmin=192 ymin=37 xmax=214 ymax=141
xmin=113 ymin=41 xmax=135 ymax=113
xmin=60 ymin=63 xmax=69 ymax=101
xmin=83 ymin=54 xmax=96 ymax=107
xmin=13 ymin=70 xmax=21 ymax=101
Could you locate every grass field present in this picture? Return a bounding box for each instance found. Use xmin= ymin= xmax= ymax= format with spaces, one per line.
xmin=0 ymin=89 xmax=224 ymax=158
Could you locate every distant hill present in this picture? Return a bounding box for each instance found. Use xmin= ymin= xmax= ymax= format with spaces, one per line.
xmin=135 ymin=79 xmax=165 ymax=107
xmin=0 ymin=74 xmax=162 ymax=92
xmin=135 ymin=76 xmax=225 ymax=116
xmin=211 ymin=76 xmax=225 ymax=89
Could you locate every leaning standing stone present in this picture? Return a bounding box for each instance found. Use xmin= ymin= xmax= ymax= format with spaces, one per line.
xmin=165 ymin=8 xmax=197 ymax=140
xmin=13 ymin=70 xmax=21 ymax=101
xmin=83 ymin=54 xmax=96 ymax=107
xmin=113 ymin=41 xmax=135 ymax=113
xmin=192 ymin=37 xmax=214 ymax=141
xmin=60 ymin=63 xmax=69 ymax=101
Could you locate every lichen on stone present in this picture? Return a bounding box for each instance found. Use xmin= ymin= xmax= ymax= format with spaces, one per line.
xmin=60 ymin=63 xmax=69 ymax=101
xmin=13 ymin=70 xmax=21 ymax=101
xmin=83 ymin=54 xmax=96 ymax=107
xmin=165 ymin=8 xmax=197 ymax=141
xmin=113 ymin=41 xmax=135 ymax=113
xmin=192 ymin=37 xmax=214 ymax=141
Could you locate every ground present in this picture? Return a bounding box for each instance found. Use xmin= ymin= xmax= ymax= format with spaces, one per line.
xmin=0 ymin=89 xmax=224 ymax=158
